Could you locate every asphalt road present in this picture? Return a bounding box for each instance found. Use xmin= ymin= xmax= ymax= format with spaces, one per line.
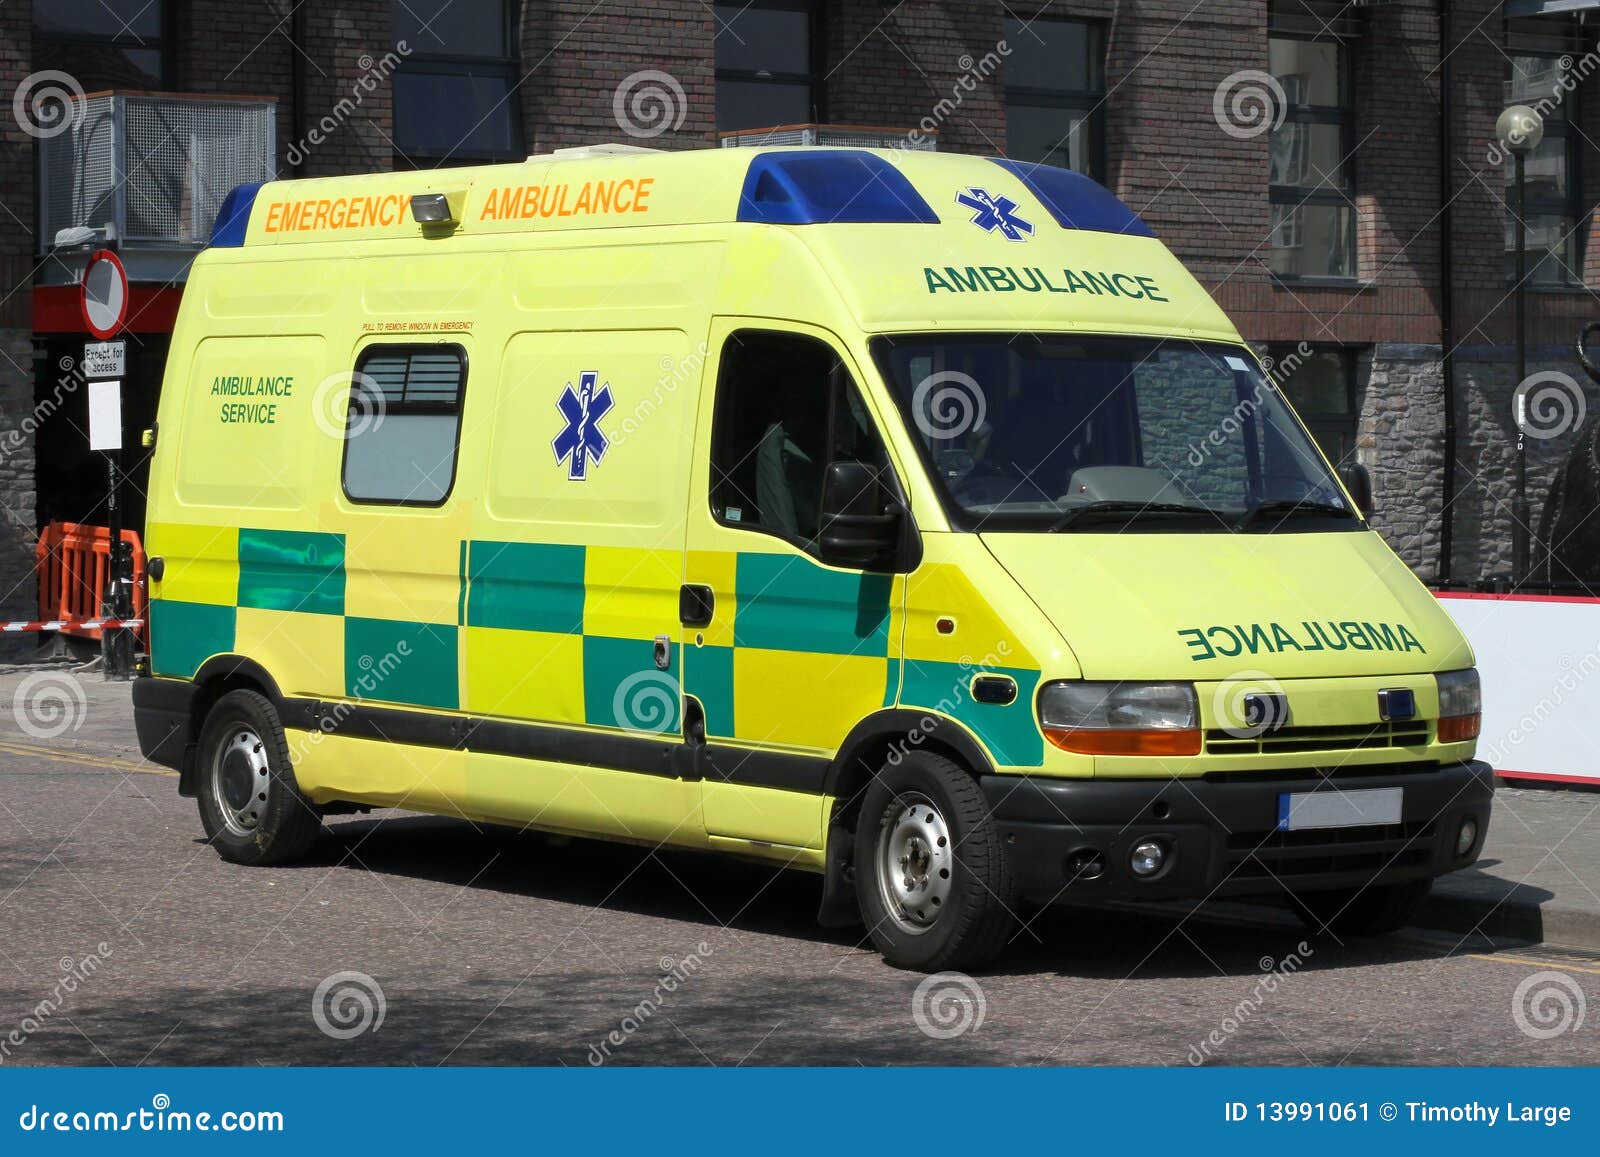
xmin=1 ymin=742 xmax=1595 ymax=1067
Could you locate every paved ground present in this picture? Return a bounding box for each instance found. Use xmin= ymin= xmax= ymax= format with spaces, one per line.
xmin=0 ymin=665 xmax=1596 ymax=1066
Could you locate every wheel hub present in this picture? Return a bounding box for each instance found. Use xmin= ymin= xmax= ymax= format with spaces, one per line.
xmin=213 ymin=728 xmax=271 ymax=837
xmin=876 ymin=793 xmax=953 ymax=933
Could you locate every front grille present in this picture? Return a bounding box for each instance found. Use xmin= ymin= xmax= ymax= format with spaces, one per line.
xmin=1224 ymin=820 xmax=1436 ymax=880
xmin=1204 ymin=719 xmax=1430 ymax=755
xmin=1202 ymin=761 xmax=1441 ymax=785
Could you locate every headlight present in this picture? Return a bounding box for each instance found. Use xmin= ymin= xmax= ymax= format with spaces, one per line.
xmin=1435 ymin=668 xmax=1481 ymax=744
xmin=1038 ymin=681 xmax=1201 ymax=756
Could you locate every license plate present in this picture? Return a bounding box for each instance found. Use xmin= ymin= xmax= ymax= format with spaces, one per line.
xmin=1277 ymin=786 xmax=1403 ymax=831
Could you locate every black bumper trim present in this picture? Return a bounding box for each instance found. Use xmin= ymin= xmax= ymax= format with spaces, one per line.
xmin=984 ymin=760 xmax=1495 ymax=903
xmin=132 ymin=677 xmax=198 ymax=790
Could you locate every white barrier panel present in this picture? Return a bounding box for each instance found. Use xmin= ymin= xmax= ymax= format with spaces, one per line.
xmin=1436 ymin=592 xmax=1600 ymax=786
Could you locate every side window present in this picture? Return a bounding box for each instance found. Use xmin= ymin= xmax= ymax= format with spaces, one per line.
xmin=342 ymin=345 xmax=466 ymax=505
xmin=709 ymin=331 xmax=891 ymax=552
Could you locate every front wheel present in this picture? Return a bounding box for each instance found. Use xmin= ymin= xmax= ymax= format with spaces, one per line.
xmin=853 ymin=752 xmax=1016 ymax=971
xmin=1291 ymin=879 xmax=1431 ymax=937
xmin=195 ymin=689 xmax=321 ymax=866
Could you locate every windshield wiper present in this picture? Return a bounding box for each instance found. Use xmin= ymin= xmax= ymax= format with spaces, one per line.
xmin=1232 ymin=499 xmax=1355 ymax=532
xmin=1046 ymin=501 xmax=1222 ymax=532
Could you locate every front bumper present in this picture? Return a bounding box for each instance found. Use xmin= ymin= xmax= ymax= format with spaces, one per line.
xmin=985 ymin=760 xmax=1494 ymax=904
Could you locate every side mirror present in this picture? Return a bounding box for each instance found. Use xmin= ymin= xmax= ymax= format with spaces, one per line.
xmin=1338 ymin=462 xmax=1373 ymax=518
xmin=819 ymin=460 xmax=901 ymax=569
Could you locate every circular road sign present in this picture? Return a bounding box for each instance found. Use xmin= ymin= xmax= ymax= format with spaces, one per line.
xmin=81 ymin=249 xmax=128 ymax=339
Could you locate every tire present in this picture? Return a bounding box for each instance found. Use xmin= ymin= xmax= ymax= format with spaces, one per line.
xmin=853 ymin=751 xmax=1016 ymax=971
xmin=195 ymin=689 xmax=321 ymax=866
xmin=1291 ymin=879 xmax=1431 ymax=937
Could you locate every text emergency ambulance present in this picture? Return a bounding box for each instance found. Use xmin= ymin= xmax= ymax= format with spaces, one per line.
xmin=132 ymin=145 xmax=1491 ymax=971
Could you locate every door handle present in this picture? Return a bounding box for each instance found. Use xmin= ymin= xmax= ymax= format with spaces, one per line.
xmin=680 ymin=583 xmax=714 ymax=628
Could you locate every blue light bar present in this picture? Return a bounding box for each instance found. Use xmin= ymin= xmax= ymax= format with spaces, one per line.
xmin=990 ymin=160 xmax=1154 ymax=237
xmin=210 ymin=183 xmax=264 ymax=247
xmin=738 ymin=151 xmax=940 ymax=225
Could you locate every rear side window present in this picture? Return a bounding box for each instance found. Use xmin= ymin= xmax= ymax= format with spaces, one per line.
xmin=342 ymin=345 xmax=466 ymax=505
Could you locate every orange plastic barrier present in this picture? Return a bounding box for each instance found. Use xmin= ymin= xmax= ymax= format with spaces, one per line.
xmin=34 ymin=521 xmax=147 ymax=644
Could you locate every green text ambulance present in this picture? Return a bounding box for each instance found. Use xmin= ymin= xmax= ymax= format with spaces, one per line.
xmin=132 ymin=144 xmax=1491 ymax=970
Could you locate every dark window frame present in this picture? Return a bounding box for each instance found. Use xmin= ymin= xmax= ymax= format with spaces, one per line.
xmin=1271 ymin=343 xmax=1360 ymax=467
xmin=707 ymin=328 xmax=902 ymax=563
xmin=713 ymin=0 xmax=825 ymax=131
xmin=33 ymin=1 xmax=169 ymax=90
xmin=1267 ymin=33 xmax=1358 ymax=283
xmin=340 ymin=343 xmax=469 ymax=509
xmin=1003 ymin=15 xmax=1107 ymax=181
xmin=1503 ymin=50 xmax=1585 ymax=289
xmin=391 ymin=0 xmax=524 ymax=166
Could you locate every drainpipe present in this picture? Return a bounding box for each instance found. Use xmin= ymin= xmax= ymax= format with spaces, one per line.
xmin=1437 ymin=0 xmax=1457 ymax=584
xmin=290 ymin=4 xmax=307 ymax=177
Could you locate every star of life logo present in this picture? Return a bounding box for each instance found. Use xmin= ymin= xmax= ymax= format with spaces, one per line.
xmin=956 ymin=187 xmax=1034 ymax=241
xmin=553 ymin=370 xmax=614 ymax=481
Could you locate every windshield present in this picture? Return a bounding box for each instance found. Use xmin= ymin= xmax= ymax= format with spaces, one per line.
xmin=871 ymin=334 xmax=1356 ymax=533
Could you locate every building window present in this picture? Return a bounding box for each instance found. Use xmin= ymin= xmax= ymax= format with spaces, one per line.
xmin=1505 ymin=54 xmax=1582 ymax=287
xmin=1268 ymin=37 xmax=1356 ymax=280
xmin=343 ymin=346 xmax=467 ymax=506
xmin=1003 ymin=17 xmax=1104 ymax=178
xmin=392 ymin=0 xmax=521 ymax=165
xmin=1273 ymin=346 xmax=1359 ymax=466
xmin=34 ymin=0 xmax=164 ymax=91
xmin=715 ymin=2 xmax=818 ymax=132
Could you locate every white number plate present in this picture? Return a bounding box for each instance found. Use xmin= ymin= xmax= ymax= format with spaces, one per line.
xmin=1277 ymin=786 xmax=1403 ymax=831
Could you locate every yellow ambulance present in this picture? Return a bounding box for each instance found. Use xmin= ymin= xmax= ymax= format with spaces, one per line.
xmin=132 ymin=144 xmax=1491 ymax=970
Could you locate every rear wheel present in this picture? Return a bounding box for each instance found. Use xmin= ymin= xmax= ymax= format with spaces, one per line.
xmin=196 ymin=689 xmax=320 ymax=866
xmin=1291 ymin=879 xmax=1431 ymax=936
xmin=854 ymin=752 xmax=1016 ymax=971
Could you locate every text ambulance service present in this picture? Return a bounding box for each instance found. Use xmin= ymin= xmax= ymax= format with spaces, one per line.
xmin=133 ymin=145 xmax=1491 ymax=971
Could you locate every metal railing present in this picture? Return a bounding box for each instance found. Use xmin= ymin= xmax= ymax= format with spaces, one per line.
xmin=38 ymin=91 xmax=276 ymax=255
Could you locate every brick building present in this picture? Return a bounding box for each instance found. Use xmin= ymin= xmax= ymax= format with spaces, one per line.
xmin=0 ymin=0 xmax=1594 ymax=642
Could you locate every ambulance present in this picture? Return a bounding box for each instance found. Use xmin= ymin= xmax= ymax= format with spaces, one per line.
xmin=132 ymin=144 xmax=1492 ymax=971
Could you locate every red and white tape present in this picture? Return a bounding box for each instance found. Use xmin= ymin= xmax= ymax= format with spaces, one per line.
xmin=0 ymin=618 xmax=144 ymax=633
